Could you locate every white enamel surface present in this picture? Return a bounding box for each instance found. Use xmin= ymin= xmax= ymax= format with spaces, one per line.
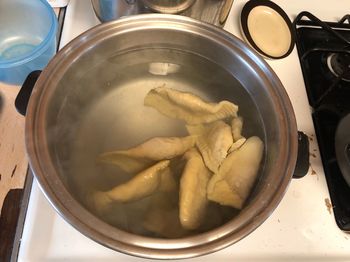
xmin=247 ymin=6 xmax=291 ymax=57
xmin=18 ymin=0 xmax=350 ymax=261
xmin=47 ymin=0 xmax=70 ymax=7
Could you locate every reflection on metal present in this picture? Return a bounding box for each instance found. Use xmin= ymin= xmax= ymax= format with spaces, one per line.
xmin=91 ymin=0 xmax=228 ymax=27
xmin=142 ymin=0 xmax=196 ymax=14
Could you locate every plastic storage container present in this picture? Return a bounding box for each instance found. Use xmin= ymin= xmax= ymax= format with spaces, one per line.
xmin=0 ymin=0 xmax=57 ymax=85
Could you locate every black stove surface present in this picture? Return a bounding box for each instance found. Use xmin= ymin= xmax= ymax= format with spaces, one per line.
xmin=294 ymin=12 xmax=350 ymax=232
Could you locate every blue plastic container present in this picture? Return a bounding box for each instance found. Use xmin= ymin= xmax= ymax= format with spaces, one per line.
xmin=0 ymin=0 xmax=57 ymax=85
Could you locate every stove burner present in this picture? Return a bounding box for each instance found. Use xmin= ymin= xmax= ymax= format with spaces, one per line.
xmin=327 ymin=53 xmax=350 ymax=82
xmin=335 ymin=113 xmax=350 ymax=187
xmin=294 ymin=12 xmax=350 ymax=231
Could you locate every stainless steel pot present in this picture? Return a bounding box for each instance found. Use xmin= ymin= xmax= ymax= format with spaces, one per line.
xmin=21 ymin=15 xmax=300 ymax=259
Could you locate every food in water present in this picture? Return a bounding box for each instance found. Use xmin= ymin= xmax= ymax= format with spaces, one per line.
xmin=90 ymin=160 xmax=171 ymax=213
xmin=179 ymin=148 xmax=211 ymax=230
xmin=143 ymin=193 xmax=188 ymax=238
xmin=207 ymin=136 xmax=264 ymax=209
xmin=229 ymin=137 xmax=247 ymax=152
xmin=186 ymin=121 xmax=233 ymax=173
xmin=231 ymin=116 xmax=244 ymax=141
xmin=95 ymin=87 xmax=264 ymax=236
xmin=98 ymin=136 xmax=195 ymax=173
xmin=144 ymin=86 xmax=238 ymax=124
xmin=158 ymin=166 xmax=178 ymax=193
xmin=229 ymin=116 xmax=246 ymax=152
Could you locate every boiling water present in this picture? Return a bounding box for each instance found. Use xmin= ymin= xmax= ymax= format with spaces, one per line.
xmin=51 ymin=48 xmax=264 ymax=238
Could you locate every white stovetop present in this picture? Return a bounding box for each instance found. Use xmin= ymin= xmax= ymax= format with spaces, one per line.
xmin=18 ymin=0 xmax=350 ymax=261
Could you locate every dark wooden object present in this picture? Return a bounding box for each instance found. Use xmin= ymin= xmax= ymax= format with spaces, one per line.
xmin=0 ymin=189 xmax=23 ymax=262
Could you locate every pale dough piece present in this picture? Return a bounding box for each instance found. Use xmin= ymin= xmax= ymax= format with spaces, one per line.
xmin=231 ymin=116 xmax=244 ymax=141
xmin=158 ymin=167 xmax=178 ymax=193
xmin=187 ymin=121 xmax=233 ymax=173
xmin=229 ymin=137 xmax=247 ymax=153
xmin=144 ymin=87 xmax=238 ymax=124
xmin=143 ymin=194 xmax=188 ymax=238
xmin=229 ymin=117 xmax=246 ymax=153
xmin=91 ymin=160 xmax=170 ymax=213
xmin=207 ymin=136 xmax=264 ymax=209
xmin=207 ymin=178 xmax=242 ymax=207
xmin=98 ymin=136 xmax=195 ymax=174
xmin=179 ymin=148 xmax=212 ymax=230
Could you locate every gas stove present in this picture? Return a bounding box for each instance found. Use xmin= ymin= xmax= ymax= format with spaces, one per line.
xmin=294 ymin=13 xmax=350 ymax=232
xmin=17 ymin=0 xmax=350 ymax=261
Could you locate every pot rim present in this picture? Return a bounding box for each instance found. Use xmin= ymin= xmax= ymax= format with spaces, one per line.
xmin=25 ymin=14 xmax=298 ymax=259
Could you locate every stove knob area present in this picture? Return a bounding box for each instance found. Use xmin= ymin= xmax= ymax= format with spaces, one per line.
xmin=293 ymin=131 xmax=310 ymax=179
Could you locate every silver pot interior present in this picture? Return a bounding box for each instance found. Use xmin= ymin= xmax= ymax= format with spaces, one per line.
xmin=31 ymin=15 xmax=296 ymax=257
xmin=48 ymin=47 xmax=265 ymax=235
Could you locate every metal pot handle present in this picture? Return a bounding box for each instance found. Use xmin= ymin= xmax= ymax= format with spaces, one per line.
xmin=15 ymin=71 xmax=41 ymax=116
xmin=293 ymin=131 xmax=309 ymax=178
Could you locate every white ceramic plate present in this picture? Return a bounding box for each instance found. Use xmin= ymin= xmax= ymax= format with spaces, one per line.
xmin=240 ymin=0 xmax=294 ymax=59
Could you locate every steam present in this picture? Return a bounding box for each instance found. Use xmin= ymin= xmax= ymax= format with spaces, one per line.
xmin=44 ymin=47 xmax=260 ymax=237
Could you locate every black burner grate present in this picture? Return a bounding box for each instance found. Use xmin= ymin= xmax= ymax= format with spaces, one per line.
xmin=294 ymin=12 xmax=350 ymax=232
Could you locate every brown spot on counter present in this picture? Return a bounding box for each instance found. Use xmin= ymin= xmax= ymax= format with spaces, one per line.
xmin=325 ymin=198 xmax=332 ymax=214
xmin=311 ymin=167 xmax=316 ymax=175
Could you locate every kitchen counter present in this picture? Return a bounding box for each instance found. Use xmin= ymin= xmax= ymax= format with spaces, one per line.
xmin=0 ymin=83 xmax=28 ymax=213
xmin=0 ymin=7 xmax=61 ymax=261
